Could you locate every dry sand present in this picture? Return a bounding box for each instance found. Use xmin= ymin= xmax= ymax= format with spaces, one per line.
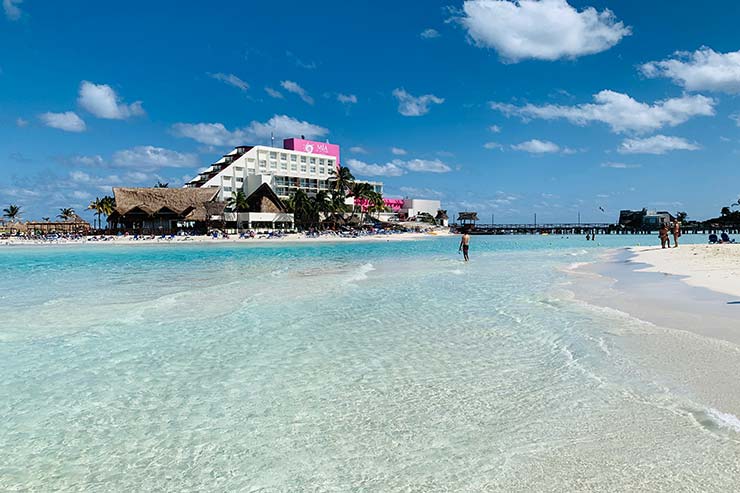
xmin=630 ymin=244 xmax=740 ymax=298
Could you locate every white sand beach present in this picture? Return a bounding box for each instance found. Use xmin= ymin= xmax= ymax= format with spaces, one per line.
xmin=0 ymin=229 xmax=453 ymax=247
xmin=630 ymin=244 xmax=740 ymax=298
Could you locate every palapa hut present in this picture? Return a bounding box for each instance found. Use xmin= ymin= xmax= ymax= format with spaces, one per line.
xmin=457 ymin=211 xmax=478 ymax=229
xmin=108 ymin=187 xmax=225 ymax=234
xmin=226 ymin=183 xmax=294 ymax=230
xmin=27 ymin=213 xmax=91 ymax=234
xmin=435 ymin=209 xmax=449 ymax=227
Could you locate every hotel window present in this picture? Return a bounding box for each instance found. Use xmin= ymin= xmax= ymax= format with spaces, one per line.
xmin=319 ymin=167 xmax=325 ymax=175
xmin=280 ymin=153 xmax=287 ymax=161
xmin=270 ymin=161 xmax=277 ymax=170
xmin=310 ymin=165 xmax=316 ymax=173
xmin=223 ymin=186 xmax=232 ymax=192
xmin=290 ymin=162 xmax=297 ymax=171
xmin=300 ymin=156 xmax=307 ymax=163
xmin=259 ymin=160 xmax=267 ymax=169
xmin=290 ymin=155 xmax=297 ymax=162
xmin=319 ymin=159 xmax=325 ymax=165
xmin=235 ymin=166 xmax=244 ymax=172
xmin=300 ymin=164 xmax=307 ymax=172
xmin=327 ymin=159 xmax=334 ymax=166
xmin=309 ymin=157 xmax=316 ymax=164
xmin=280 ymin=161 xmax=288 ymax=170
xmin=236 ymin=177 xmax=243 ymax=183
xmin=269 ymin=152 xmax=277 ymax=159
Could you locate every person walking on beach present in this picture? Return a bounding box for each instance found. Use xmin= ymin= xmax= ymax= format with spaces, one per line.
xmin=659 ymin=224 xmax=670 ymax=249
xmin=672 ymin=220 xmax=681 ymax=248
xmin=459 ymin=230 xmax=471 ymax=262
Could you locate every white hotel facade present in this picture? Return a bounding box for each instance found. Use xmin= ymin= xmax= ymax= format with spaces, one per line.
xmin=184 ymin=138 xmax=440 ymax=230
xmin=185 ymin=140 xmax=382 ymax=201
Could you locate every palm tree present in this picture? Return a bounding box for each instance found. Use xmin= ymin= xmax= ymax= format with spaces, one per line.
xmin=226 ymin=191 xmax=249 ymax=233
xmin=365 ymin=191 xmax=386 ymax=222
xmin=349 ymin=182 xmax=374 ymax=223
xmin=42 ymin=217 xmax=50 ymax=222
xmin=58 ymin=207 xmax=75 ymax=221
xmin=88 ymin=198 xmax=103 ymax=230
xmin=289 ymin=190 xmax=319 ymax=231
xmin=154 ymin=181 xmax=169 ymax=188
xmin=721 ymin=206 xmax=731 ymax=217
xmin=3 ymin=204 xmax=21 ymax=221
xmin=329 ymin=166 xmax=355 ymax=196
xmin=99 ymin=196 xmax=115 ymax=230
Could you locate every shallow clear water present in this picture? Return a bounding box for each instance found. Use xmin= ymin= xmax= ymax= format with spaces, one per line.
xmin=1 ymin=235 xmax=738 ymax=491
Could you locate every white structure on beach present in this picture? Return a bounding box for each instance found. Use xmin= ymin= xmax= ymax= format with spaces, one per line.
xmin=185 ymin=138 xmax=383 ymax=201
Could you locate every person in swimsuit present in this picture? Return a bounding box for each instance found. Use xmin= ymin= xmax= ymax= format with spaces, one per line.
xmin=459 ymin=230 xmax=471 ymax=261
xmin=659 ymin=224 xmax=670 ymax=249
xmin=672 ymin=220 xmax=681 ymax=248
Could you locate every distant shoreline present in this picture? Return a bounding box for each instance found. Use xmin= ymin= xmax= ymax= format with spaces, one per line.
xmin=0 ymin=230 xmax=454 ymax=248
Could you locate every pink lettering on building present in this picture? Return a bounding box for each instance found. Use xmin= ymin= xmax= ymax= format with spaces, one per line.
xmin=354 ymin=197 xmax=404 ymax=212
xmin=283 ymin=138 xmax=340 ymax=168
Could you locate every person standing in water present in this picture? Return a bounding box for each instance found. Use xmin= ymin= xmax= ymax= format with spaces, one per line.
xmin=459 ymin=229 xmax=471 ymax=262
xmin=672 ymin=220 xmax=681 ymax=248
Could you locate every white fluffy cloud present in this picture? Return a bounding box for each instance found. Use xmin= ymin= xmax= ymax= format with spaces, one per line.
xmin=392 ymin=88 xmax=444 ymax=116
xmin=457 ymin=0 xmax=630 ymax=62
xmin=641 ymin=47 xmax=740 ymax=94
xmin=483 ymin=141 xmax=503 ymax=149
xmin=337 ymin=93 xmax=358 ymax=104
xmin=209 ymin=73 xmax=249 ymax=91
xmin=511 ymin=139 xmax=560 ymax=153
xmin=112 ymin=146 xmax=199 ymax=169
xmin=349 ymin=146 xmax=368 ymax=154
xmin=16 ymin=117 xmax=28 ymax=127
xmin=618 ymin=135 xmax=700 ymax=155
xmin=492 ymin=90 xmax=715 ymax=134
xmin=39 ymin=111 xmax=86 ymax=132
xmin=420 ymin=28 xmax=440 ymax=39
xmin=78 ymin=81 xmax=145 ymax=119
xmin=391 ymin=147 xmax=407 ymax=155
xmin=347 ymin=157 xmax=452 ymax=177
xmin=3 ymin=0 xmax=22 ymax=20
xmin=172 ymin=115 xmax=329 ymax=147
xmin=405 ymin=158 xmax=451 ymax=173
xmin=347 ymin=158 xmax=406 ymax=177
xmin=280 ymin=80 xmax=314 ymax=104
xmin=489 ymin=125 xmax=501 ymax=133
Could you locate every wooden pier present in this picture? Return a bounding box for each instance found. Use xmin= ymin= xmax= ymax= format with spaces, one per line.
xmin=451 ymin=223 xmax=740 ymax=235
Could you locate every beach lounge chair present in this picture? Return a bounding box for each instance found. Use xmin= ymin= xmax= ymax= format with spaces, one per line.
xmin=709 ymin=233 xmax=719 ymax=244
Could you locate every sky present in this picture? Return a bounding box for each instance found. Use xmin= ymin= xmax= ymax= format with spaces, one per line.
xmin=2 ymin=0 xmax=740 ymax=224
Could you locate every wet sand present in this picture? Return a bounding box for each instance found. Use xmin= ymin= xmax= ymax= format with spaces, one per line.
xmin=569 ymin=248 xmax=740 ymax=422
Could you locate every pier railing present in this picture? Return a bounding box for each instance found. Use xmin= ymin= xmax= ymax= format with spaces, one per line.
xmin=450 ymin=223 xmax=740 ymax=235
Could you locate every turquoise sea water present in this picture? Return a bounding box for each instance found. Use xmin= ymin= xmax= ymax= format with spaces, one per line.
xmin=1 ymin=235 xmax=739 ymax=491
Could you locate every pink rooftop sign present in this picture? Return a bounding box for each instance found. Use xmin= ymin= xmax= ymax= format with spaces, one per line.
xmin=283 ymin=138 xmax=340 ymax=168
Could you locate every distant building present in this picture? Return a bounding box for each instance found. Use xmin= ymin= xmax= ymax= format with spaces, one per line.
xmin=26 ymin=214 xmax=91 ymax=234
xmin=619 ymin=209 xmax=675 ymax=230
xmin=108 ymin=187 xmax=225 ymax=234
xmin=458 ymin=212 xmax=479 ymax=227
xmin=185 ymin=138 xmax=383 ymax=201
xmin=401 ymin=199 xmax=441 ymax=220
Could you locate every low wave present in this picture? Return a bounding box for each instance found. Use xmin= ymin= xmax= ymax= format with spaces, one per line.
xmin=346 ymin=263 xmax=375 ymax=283
xmin=706 ymin=408 xmax=740 ymax=433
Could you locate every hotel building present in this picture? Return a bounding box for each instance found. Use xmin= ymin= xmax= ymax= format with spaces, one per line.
xmin=185 ymin=138 xmax=383 ymax=200
xmin=184 ymin=137 xmax=441 ymax=230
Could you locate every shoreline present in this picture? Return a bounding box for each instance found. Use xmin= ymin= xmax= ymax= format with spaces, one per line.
xmin=0 ymin=229 xmax=453 ymax=248
xmin=567 ymin=245 xmax=740 ymax=421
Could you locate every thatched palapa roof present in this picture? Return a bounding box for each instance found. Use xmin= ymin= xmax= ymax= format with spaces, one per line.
xmin=112 ymin=187 xmax=224 ymax=221
xmin=458 ymin=212 xmax=478 ymax=221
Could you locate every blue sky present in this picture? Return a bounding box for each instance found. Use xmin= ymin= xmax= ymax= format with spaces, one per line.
xmin=2 ymin=0 xmax=740 ymax=223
